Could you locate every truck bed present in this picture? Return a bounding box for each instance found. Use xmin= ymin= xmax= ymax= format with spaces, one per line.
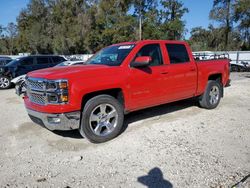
xmin=195 ymin=58 xmax=230 ymax=95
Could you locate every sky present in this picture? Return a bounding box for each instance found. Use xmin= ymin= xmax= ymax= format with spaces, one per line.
xmin=0 ymin=0 xmax=217 ymax=39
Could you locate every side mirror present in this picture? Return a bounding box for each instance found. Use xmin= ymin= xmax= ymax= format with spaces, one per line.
xmin=131 ymin=56 xmax=152 ymax=67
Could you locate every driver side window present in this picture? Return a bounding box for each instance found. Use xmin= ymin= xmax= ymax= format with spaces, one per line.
xmin=135 ymin=44 xmax=163 ymax=66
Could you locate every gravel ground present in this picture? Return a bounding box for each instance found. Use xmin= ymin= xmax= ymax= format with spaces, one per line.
xmin=0 ymin=72 xmax=249 ymax=188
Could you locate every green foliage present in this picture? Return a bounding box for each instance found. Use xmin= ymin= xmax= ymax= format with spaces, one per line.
xmin=0 ymin=22 xmax=18 ymax=54
xmin=234 ymin=0 xmax=250 ymax=49
xmin=0 ymin=0 xmax=248 ymax=54
xmin=209 ymin=0 xmax=235 ymax=50
xmin=190 ymin=0 xmax=249 ymax=51
xmin=189 ymin=25 xmax=241 ymax=51
xmin=160 ymin=0 xmax=188 ymax=39
xmin=1 ymin=0 xmax=188 ymax=54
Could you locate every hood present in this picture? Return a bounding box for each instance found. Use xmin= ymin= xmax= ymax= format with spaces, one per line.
xmin=27 ymin=64 xmax=120 ymax=80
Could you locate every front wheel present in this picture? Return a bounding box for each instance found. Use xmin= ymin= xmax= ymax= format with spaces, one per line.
xmin=79 ymin=95 xmax=124 ymax=143
xmin=0 ymin=76 xmax=11 ymax=89
xmin=199 ymin=80 xmax=222 ymax=109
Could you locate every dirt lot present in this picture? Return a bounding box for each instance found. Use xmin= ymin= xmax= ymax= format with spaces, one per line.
xmin=0 ymin=72 xmax=249 ymax=188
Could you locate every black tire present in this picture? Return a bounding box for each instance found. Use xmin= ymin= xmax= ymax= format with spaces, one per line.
xmin=199 ymin=80 xmax=222 ymax=109
xmin=79 ymin=94 xmax=124 ymax=143
xmin=0 ymin=76 xmax=11 ymax=89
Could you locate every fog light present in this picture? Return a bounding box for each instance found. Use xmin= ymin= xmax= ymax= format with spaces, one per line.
xmin=48 ymin=117 xmax=61 ymax=124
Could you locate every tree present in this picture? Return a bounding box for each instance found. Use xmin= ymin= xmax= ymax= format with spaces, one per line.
xmin=234 ymin=0 xmax=250 ymax=50
xmin=189 ymin=25 xmax=241 ymax=51
xmin=5 ymin=23 xmax=18 ymax=54
xmin=17 ymin=0 xmax=53 ymax=54
xmin=209 ymin=0 xmax=235 ymax=50
xmin=0 ymin=23 xmax=18 ymax=54
xmin=160 ymin=0 xmax=189 ymax=40
xmin=133 ymin=0 xmax=157 ymax=40
xmin=85 ymin=0 xmax=135 ymax=52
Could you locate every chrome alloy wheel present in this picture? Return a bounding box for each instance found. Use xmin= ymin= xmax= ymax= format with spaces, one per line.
xmin=89 ymin=103 xmax=118 ymax=136
xmin=209 ymin=85 xmax=219 ymax=105
xmin=0 ymin=77 xmax=10 ymax=88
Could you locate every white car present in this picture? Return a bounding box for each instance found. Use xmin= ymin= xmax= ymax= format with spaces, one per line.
xmin=11 ymin=75 xmax=26 ymax=85
xmin=55 ymin=60 xmax=85 ymax=67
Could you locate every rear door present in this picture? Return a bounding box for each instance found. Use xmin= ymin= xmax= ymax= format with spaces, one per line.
xmin=16 ymin=57 xmax=35 ymax=76
xmin=164 ymin=43 xmax=197 ymax=100
xmin=34 ymin=56 xmax=51 ymax=70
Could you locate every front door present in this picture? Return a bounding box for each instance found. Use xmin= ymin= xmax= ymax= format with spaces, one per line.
xmin=128 ymin=43 xmax=169 ymax=110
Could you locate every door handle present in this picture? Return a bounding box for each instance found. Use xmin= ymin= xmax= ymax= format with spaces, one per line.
xmin=160 ymin=71 xmax=168 ymax=75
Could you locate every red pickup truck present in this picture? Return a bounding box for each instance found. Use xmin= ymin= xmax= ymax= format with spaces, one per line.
xmin=22 ymin=40 xmax=230 ymax=143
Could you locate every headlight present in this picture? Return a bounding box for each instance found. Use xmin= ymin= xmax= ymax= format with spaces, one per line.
xmin=46 ymin=80 xmax=69 ymax=104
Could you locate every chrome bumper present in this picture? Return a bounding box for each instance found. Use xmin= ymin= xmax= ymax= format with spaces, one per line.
xmin=26 ymin=108 xmax=81 ymax=131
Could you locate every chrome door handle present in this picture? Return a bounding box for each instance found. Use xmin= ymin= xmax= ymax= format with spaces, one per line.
xmin=161 ymin=71 xmax=168 ymax=74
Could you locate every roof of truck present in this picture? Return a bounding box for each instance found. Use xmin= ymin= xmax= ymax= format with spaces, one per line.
xmin=112 ymin=40 xmax=187 ymax=46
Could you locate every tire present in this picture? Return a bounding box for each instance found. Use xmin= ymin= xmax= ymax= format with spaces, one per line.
xmin=199 ymin=80 xmax=222 ymax=109
xmin=0 ymin=76 xmax=11 ymax=89
xmin=79 ymin=94 xmax=124 ymax=143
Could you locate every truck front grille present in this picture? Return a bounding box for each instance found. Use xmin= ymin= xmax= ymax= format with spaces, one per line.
xmin=26 ymin=77 xmax=46 ymax=105
xmin=27 ymin=79 xmax=44 ymax=91
xmin=29 ymin=92 xmax=46 ymax=105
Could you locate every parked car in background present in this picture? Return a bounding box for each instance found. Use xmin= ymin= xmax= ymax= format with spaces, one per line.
xmin=0 ymin=55 xmax=66 ymax=89
xmin=55 ymin=60 xmax=85 ymax=67
xmin=0 ymin=57 xmax=12 ymax=66
xmin=230 ymin=61 xmax=250 ymax=72
xmin=13 ymin=60 xmax=84 ymax=95
xmin=20 ymin=40 xmax=230 ymax=143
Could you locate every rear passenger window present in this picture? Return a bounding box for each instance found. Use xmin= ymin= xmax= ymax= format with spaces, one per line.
xmin=166 ymin=44 xmax=190 ymax=64
xmin=52 ymin=56 xmax=65 ymax=63
xmin=37 ymin=57 xmax=49 ymax=64
xmin=20 ymin=58 xmax=33 ymax=66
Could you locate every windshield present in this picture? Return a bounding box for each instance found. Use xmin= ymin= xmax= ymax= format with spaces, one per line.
xmin=86 ymin=44 xmax=135 ymax=66
xmin=5 ymin=58 xmax=21 ymax=66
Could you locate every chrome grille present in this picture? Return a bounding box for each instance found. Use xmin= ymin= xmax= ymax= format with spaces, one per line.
xmin=26 ymin=77 xmax=68 ymax=105
xmin=29 ymin=92 xmax=46 ymax=105
xmin=26 ymin=77 xmax=46 ymax=105
xmin=27 ymin=78 xmax=44 ymax=91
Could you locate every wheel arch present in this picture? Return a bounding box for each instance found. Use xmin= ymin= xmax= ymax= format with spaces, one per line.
xmin=207 ymin=73 xmax=224 ymax=97
xmin=81 ymin=88 xmax=125 ymax=112
xmin=208 ymin=73 xmax=222 ymax=82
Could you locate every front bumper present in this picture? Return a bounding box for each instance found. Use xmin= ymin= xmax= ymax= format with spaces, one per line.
xmin=26 ymin=108 xmax=81 ymax=131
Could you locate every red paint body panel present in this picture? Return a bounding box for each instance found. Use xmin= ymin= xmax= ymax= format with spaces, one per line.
xmin=24 ymin=40 xmax=230 ymax=114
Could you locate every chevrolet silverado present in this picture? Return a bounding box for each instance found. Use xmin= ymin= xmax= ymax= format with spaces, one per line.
xmin=21 ymin=40 xmax=230 ymax=143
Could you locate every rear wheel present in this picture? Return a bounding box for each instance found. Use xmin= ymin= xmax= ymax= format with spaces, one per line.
xmin=0 ymin=76 xmax=11 ymax=89
xmin=199 ymin=80 xmax=222 ymax=109
xmin=79 ymin=95 xmax=124 ymax=143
